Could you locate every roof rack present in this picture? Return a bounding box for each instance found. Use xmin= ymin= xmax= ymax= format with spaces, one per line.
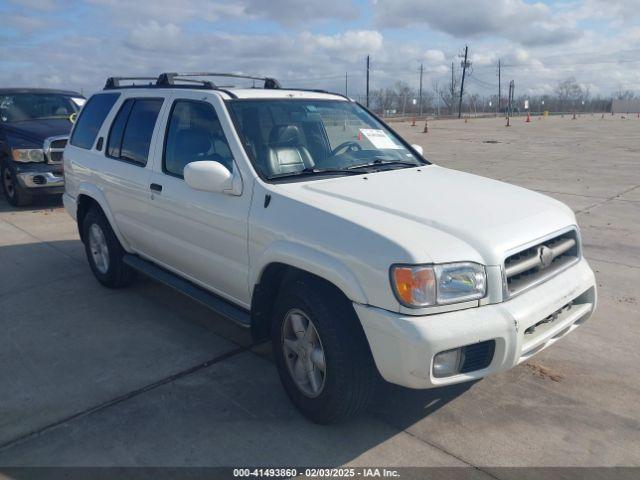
xmin=102 ymin=73 xmax=352 ymax=101
xmin=156 ymin=72 xmax=281 ymax=89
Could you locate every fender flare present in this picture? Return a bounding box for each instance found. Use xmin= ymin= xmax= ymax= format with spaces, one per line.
xmin=251 ymin=240 xmax=369 ymax=305
xmin=77 ymin=183 xmax=132 ymax=251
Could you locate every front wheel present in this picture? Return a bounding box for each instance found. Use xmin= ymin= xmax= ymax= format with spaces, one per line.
xmin=272 ymin=278 xmax=377 ymax=424
xmin=2 ymin=163 xmax=32 ymax=207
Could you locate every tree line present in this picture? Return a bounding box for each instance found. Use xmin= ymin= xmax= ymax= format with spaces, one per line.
xmin=358 ymin=77 xmax=635 ymax=117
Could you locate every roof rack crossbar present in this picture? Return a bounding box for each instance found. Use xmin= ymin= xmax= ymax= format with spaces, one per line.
xmin=104 ymin=77 xmax=157 ymax=89
xmin=157 ymin=72 xmax=281 ymax=89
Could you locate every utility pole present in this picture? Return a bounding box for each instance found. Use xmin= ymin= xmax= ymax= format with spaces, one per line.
xmin=418 ymin=62 xmax=424 ymax=118
xmin=458 ymin=45 xmax=470 ymax=118
xmin=366 ymin=55 xmax=370 ymax=108
xmin=497 ymin=59 xmax=501 ymax=114
xmin=345 ymin=72 xmax=348 ymax=97
xmin=507 ymin=80 xmax=515 ymax=116
xmin=450 ymin=62 xmax=455 ymax=100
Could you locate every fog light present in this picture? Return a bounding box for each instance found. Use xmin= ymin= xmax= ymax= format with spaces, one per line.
xmin=433 ymin=348 xmax=462 ymax=378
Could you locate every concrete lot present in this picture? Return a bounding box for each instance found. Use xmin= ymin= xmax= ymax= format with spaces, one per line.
xmin=0 ymin=115 xmax=638 ymax=470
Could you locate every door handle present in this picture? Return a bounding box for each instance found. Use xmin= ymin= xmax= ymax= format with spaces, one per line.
xmin=150 ymin=183 xmax=163 ymax=192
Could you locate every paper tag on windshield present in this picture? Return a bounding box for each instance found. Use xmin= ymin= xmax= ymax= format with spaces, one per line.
xmin=71 ymin=97 xmax=86 ymax=107
xmin=359 ymin=129 xmax=403 ymax=149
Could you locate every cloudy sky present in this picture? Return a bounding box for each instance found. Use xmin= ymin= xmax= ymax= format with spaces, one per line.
xmin=0 ymin=0 xmax=639 ymax=97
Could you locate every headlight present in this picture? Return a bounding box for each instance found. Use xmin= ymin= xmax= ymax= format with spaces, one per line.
xmin=391 ymin=262 xmax=486 ymax=308
xmin=12 ymin=148 xmax=45 ymax=163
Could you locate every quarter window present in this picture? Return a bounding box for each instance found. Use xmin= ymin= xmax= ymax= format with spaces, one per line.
xmin=163 ymin=100 xmax=233 ymax=178
xmin=70 ymin=93 xmax=119 ymax=150
xmin=107 ymin=99 xmax=134 ymax=158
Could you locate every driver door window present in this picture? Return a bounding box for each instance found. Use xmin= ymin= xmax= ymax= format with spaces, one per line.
xmin=163 ymin=100 xmax=233 ymax=178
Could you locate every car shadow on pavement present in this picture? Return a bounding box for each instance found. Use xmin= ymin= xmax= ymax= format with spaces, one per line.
xmin=0 ymin=238 xmax=476 ymax=467
xmin=0 ymin=192 xmax=63 ymax=213
xmin=368 ymin=379 xmax=476 ymax=429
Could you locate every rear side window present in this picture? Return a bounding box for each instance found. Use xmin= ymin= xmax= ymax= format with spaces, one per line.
xmin=70 ymin=93 xmax=119 ymax=149
xmin=106 ymin=98 xmax=163 ymax=166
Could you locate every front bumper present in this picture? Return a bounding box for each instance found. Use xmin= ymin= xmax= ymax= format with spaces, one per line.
xmin=355 ymin=258 xmax=596 ymax=389
xmin=15 ymin=163 xmax=64 ymax=194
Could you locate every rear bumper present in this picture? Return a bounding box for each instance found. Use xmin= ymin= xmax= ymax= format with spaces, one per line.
xmin=355 ymin=257 xmax=596 ymax=389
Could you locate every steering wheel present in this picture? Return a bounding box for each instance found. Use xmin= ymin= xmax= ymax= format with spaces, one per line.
xmin=331 ymin=141 xmax=362 ymax=157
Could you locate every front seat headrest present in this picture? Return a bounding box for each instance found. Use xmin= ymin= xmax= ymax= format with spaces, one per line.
xmin=270 ymin=125 xmax=303 ymax=145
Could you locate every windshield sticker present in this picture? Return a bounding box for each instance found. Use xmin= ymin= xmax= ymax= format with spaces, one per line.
xmin=359 ymin=129 xmax=403 ymax=149
xmin=71 ymin=97 xmax=86 ymax=107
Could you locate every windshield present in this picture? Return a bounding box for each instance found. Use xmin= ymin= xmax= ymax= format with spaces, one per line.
xmin=228 ymin=99 xmax=426 ymax=180
xmin=0 ymin=93 xmax=81 ymax=123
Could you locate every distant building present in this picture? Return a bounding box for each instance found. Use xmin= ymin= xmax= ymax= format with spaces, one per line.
xmin=611 ymin=98 xmax=640 ymax=113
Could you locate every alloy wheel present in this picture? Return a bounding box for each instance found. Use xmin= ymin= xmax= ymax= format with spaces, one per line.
xmin=88 ymin=223 xmax=110 ymax=274
xmin=281 ymin=309 xmax=327 ymax=398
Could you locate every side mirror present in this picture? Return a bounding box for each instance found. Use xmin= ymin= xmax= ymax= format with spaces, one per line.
xmin=184 ymin=161 xmax=233 ymax=193
xmin=411 ymin=144 xmax=424 ymax=156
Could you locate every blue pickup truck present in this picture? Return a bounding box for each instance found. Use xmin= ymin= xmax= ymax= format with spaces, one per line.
xmin=1 ymin=88 xmax=84 ymax=206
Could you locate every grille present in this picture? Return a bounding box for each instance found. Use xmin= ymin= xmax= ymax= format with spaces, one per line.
xmin=460 ymin=340 xmax=495 ymax=374
xmin=44 ymin=136 xmax=68 ymax=164
xmin=504 ymin=230 xmax=579 ymax=296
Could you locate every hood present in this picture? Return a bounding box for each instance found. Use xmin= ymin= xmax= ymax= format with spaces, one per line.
xmin=276 ymin=165 xmax=576 ymax=265
xmin=2 ymin=118 xmax=73 ymax=144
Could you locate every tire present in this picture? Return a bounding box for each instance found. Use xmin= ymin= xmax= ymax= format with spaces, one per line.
xmin=272 ymin=277 xmax=377 ymax=424
xmin=1 ymin=163 xmax=33 ymax=207
xmin=82 ymin=206 xmax=136 ymax=288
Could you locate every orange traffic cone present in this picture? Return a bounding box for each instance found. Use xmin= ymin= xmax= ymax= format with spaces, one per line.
xmin=411 ymin=117 xmax=416 ymax=126
xmin=423 ymin=119 xmax=428 ymax=133
xmin=526 ymin=112 xmax=531 ymax=122
xmin=506 ymin=116 xmax=511 ymax=127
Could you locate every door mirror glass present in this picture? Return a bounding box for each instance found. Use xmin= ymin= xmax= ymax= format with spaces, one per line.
xmin=184 ymin=161 xmax=233 ymax=193
xmin=411 ymin=144 xmax=424 ymax=155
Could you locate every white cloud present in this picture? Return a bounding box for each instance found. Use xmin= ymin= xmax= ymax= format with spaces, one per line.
xmin=125 ymin=21 xmax=186 ymax=52
xmin=424 ymin=49 xmax=445 ymax=63
xmin=86 ymin=0 xmax=248 ymax=25
xmin=86 ymin=0 xmax=357 ymax=26
xmin=303 ymin=30 xmax=383 ymax=60
xmin=243 ymin=0 xmax=359 ymax=24
xmin=375 ymin=0 xmax=581 ymax=46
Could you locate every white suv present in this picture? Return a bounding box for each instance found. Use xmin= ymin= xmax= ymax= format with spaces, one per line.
xmin=63 ymin=73 xmax=597 ymax=423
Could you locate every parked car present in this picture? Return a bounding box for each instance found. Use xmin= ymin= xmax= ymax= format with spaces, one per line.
xmin=63 ymin=73 xmax=597 ymax=424
xmin=0 ymin=88 xmax=84 ymax=206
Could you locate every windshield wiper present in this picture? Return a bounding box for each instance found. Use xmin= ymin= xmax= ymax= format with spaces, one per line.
xmin=346 ymin=159 xmax=419 ymax=170
xmin=268 ymin=167 xmax=365 ymax=180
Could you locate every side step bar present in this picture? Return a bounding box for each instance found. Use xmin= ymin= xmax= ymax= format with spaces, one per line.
xmin=123 ymin=254 xmax=251 ymax=328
